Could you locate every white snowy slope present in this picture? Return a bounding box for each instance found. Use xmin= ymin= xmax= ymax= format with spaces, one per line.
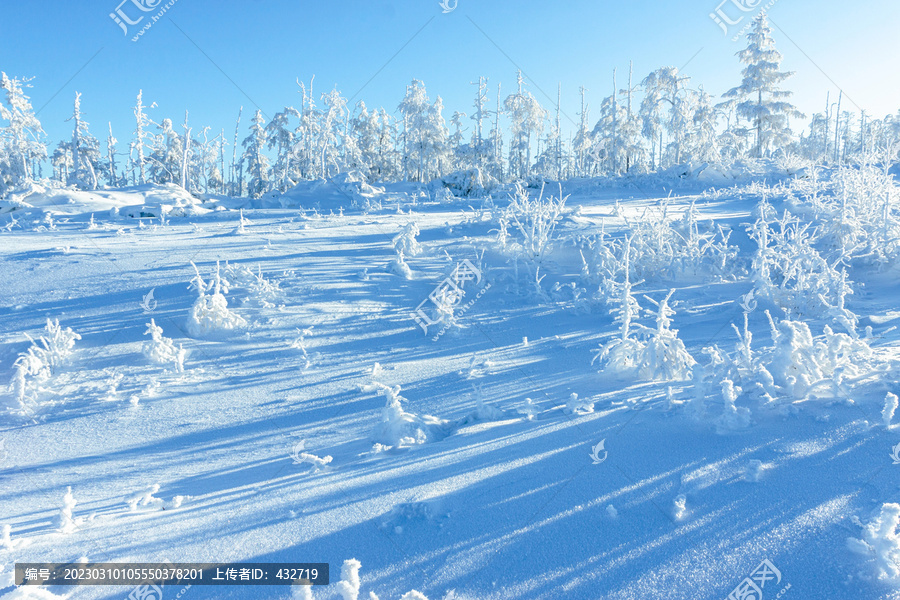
xmin=1 ymin=173 xmax=899 ymax=600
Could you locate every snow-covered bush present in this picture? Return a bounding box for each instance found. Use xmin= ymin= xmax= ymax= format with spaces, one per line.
xmin=884 ymin=393 xmax=898 ymax=428
xmin=56 ymin=486 xmax=78 ymax=534
xmin=186 ymin=262 xmax=247 ymax=337
xmin=388 ymin=250 xmax=413 ymax=279
xmin=789 ymin=164 xmax=900 ymax=267
xmin=392 ymin=222 xmax=422 ymax=257
xmin=593 ymin=247 xmax=695 ymax=382
xmin=627 ymin=201 xmax=737 ymax=282
xmin=847 ymin=503 xmax=900 ymax=580
xmin=369 ymin=383 xmax=449 ymax=447
xmin=142 ymin=319 xmax=185 ymax=372
xmin=223 ymin=261 xmax=283 ymax=308
xmin=691 ymin=300 xmax=878 ymax=427
xmin=748 ymin=199 xmax=855 ymax=320
xmin=126 ymin=484 xmax=161 ymax=511
xmin=9 ymin=319 xmax=80 ymax=413
xmin=294 ymin=558 xmax=434 ymax=600
xmin=501 ymin=182 xmax=567 ymax=270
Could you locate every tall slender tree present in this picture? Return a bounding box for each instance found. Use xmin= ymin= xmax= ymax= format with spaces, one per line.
xmin=723 ymin=11 xmax=804 ymax=158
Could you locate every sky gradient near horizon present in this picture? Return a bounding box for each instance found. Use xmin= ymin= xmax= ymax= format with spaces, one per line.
xmin=2 ymin=0 xmax=898 ymax=152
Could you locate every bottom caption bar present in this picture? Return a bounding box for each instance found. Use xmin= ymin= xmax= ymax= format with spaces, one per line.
xmin=15 ymin=563 xmax=329 ymax=586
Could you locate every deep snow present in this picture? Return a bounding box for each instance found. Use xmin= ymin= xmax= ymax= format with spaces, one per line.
xmin=1 ymin=175 xmax=899 ymax=600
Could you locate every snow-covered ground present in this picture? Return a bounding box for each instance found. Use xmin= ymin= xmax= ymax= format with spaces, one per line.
xmin=2 ymin=173 xmax=899 ymax=600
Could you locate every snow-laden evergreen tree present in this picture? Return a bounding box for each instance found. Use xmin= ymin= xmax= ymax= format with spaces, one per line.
xmin=590 ymin=71 xmax=631 ymax=176
xmin=148 ymin=117 xmax=182 ymax=185
xmin=723 ymin=11 xmax=804 ymax=158
xmin=0 ymin=72 xmax=46 ymax=195
xmin=398 ymin=80 xmax=448 ymax=182
xmin=51 ymin=141 xmax=73 ymax=183
xmin=242 ymin=109 xmax=270 ymax=198
xmin=504 ymin=71 xmax=547 ymax=180
xmin=685 ymin=87 xmax=721 ymax=164
xmin=66 ymin=92 xmax=101 ymax=190
xmin=265 ymin=106 xmax=300 ymax=190
xmin=317 ymin=87 xmax=350 ymax=178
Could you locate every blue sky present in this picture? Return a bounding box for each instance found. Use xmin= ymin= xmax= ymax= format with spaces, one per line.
xmin=2 ymin=0 xmax=898 ymax=150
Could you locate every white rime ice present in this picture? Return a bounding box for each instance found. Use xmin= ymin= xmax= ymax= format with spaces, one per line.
xmin=335 ymin=558 xmax=362 ymax=600
xmin=142 ymin=319 xmax=185 ymax=372
xmin=186 ymin=261 xmax=247 ymax=337
xmin=847 ymin=503 xmax=900 ymax=580
xmin=883 ymin=393 xmax=898 ymax=427
xmin=56 ymin=487 xmax=78 ymax=534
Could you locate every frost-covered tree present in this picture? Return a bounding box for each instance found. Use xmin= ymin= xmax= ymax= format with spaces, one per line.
xmin=147 ymin=117 xmax=182 ymax=185
xmin=241 ymin=109 xmax=270 ymax=198
xmin=131 ymin=90 xmax=155 ymax=185
xmin=265 ymin=106 xmax=300 ymax=190
xmin=572 ymin=86 xmax=592 ymax=177
xmin=0 ymin=72 xmax=46 ymax=194
xmin=504 ymin=71 xmax=547 ymax=180
xmin=723 ymin=11 xmax=804 ymax=158
xmin=398 ymin=80 xmax=448 ymax=182
xmin=105 ymin=122 xmax=119 ymax=187
xmin=66 ymin=92 xmax=101 ymax=190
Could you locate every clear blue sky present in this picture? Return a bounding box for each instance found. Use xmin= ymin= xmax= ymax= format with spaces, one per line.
xmin=2 ymin=0 xmax=898 ymax=150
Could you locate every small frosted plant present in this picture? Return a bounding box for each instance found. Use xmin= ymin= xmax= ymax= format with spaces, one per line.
xmin=334 ymin=558 xmax=361 ymax=600
xmin=142 ymin=320 xmax=185 ymax=372
xmin=388 ymin=250 xmax=413 ymax=279
xmin=57 ymin=487 xmax=78 ymax=534
xmin=392 ymin=222 xmax=422 ymax=257
xmin=884 ymin=393 xmax=898 ymax=428
xmin=847 ymin=503 xmax=900 ymax=580
xmin=673 ymin=494 xmax=687 ymax=521
xmin=187 ymin=262 xmax=247 ymax=337
xmin=126 ymin=484 xmax=162 ymax=511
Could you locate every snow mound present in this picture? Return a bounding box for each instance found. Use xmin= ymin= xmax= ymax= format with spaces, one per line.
xmin=0 ymin=181 xmax=206 ymax=217
xmin=431 ymin=168 xmax=496 ymax=198
xmin=276 ymin=170 xmax=385 ymax=211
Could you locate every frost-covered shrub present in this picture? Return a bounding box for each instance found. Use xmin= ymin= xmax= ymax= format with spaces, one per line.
xmin=223 ymin=262 xmax=283 ymax=308
xmin=789 ymin=164 xmax=900 ymax=267
xmin=126 ymin=484 xmax=161 ymax=511
xmin=747 ymin=199 xmax=853 ymax=319
xmin=691 ymin=303 xmax=877 ymax=427
xmin=142 ymin=319 xmax=185 ymax=372
xmin=765 ymin=312 xmax=873 ymax=399
xmin=502 ymin=182 xmax=568 ymax=267
xmin=593 ymin=248 xmax=695 ymax=382
xmin=186 ymin=262 xmax=247 ymax=337
xmin=9 ymin=319 xmax=80 ymax=412
xmin=369 ymin=383 xmax=449 ymax=447
xmin=56 ymin=486 xmax=78 ymax=534
xmin=296 ymin=558 xmax=433 ymax=600
xmin=392 ymin=222 xmax=422 ymax=257
xmin=884 ymin=393 xmax=898 ymax=427
xmin=388 ymin=250 xmax=413 ymax=279
xmin=847 ymin=503 xmax=900 ymax=580
xmin=627 ymin=202 xmax=737 ymax=282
